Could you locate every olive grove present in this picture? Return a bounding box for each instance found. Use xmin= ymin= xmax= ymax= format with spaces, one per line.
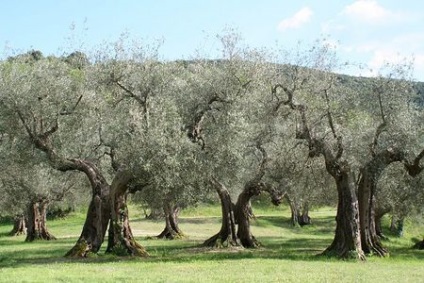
xmin=1 ymin=34 xmax=423 ymax=260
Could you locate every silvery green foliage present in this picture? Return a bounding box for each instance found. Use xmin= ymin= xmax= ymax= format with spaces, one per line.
xmin=0 ymin=160 xmax=87 ymax=217
xmin=377 ymin=162 xmax=424 ymax=219
xmin=1 ymin=33 xmax=423 ymax=219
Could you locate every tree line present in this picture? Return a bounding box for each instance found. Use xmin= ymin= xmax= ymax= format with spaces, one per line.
xmin=1 ymin=34 xmax=424 ymax=260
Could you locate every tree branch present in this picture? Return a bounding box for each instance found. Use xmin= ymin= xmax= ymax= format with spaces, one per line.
xmin=404 ymin=148 xmax=424 ymax=177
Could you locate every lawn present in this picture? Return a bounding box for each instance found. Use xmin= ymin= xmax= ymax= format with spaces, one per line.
xmin=0 ymin=203 xmax=423 ymax=282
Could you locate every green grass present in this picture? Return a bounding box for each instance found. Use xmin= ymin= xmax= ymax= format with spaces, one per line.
xmin=0 ymin=204 xmax=423 ymax=282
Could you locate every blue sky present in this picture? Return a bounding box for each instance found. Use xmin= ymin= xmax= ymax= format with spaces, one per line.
xmin=1 ymin=1 xmax=423 ymax=80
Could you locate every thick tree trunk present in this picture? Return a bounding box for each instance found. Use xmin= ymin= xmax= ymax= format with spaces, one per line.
xmin=25 ymin=198 xmax=56 ymax=241
xmin=65 ymin=161 xmax=111 ymax=257
xmin=17 ymin=112 xmax=112 ymax=257
xmin=299 ymin=203 xmax=311 ymax=226
xmin=285 ymin=195 xmax=311 ymax=227
xmin=9 ymin=214 xmax=26 ymax=236
xmin=285 ymin=195 xmax=300 ymax=227
xmin=357 ymin=175 xmax=387 ymax=256
xmin=106 ymin=170 xmax=148 ymax=257
xmin=358 ymin=148 xmax=403 ymax=257
xmin=235 ymin=182 xmax=262 ymax=248
xmin=322 ymin=164 xmax=365 ymax=260
xmin=203 ymin=180 xmax=239 ymax=247
xmin=157 ymin=203 xmax=185 ymax=239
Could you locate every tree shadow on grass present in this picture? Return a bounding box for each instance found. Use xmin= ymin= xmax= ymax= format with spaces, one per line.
xmin=2 ymin=235 xmax=423 ymax=270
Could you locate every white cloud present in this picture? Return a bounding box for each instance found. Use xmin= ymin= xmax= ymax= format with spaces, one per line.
xmin=342 ymin=0 xmax=405 ymax=24
xmin=277 ymin=7 xmax=313 ymax=31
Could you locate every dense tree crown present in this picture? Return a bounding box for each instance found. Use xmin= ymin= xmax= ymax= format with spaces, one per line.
xmin=1 ymin=34 xmax=423 ymax=260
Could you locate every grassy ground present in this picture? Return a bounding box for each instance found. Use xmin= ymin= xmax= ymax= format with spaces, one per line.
xmin=0 ymin=203 xmax=423 ymax=282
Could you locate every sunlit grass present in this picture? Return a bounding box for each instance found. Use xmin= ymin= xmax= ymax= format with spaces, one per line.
xmin=0 ymin=203 xmax=423 ymax=282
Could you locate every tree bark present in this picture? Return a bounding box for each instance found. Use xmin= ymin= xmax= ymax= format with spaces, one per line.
xmin=357 ymin=148 xmax=404 ymax=257
xmin=321 ymin=161 xmax=365 ymax=260
xmin=9 ymin=214 xmax=27 ymax=236
xmin=25 ymin=198 xmax=56 ymax=241
xmin=285 ymin=194 xmax=299 ymax=227
xmin=374 ymin=206 xmax=390 ymax=239
xmin=234 ymin=182 xmax=262 ymax=248
xmin=284 ymin=195 xmax=311 ymax=227
xmin=299 ymin=203 xmax=311 ymax=226
xmin=157 ymin=202 xmax=185 ymax=239
xmin=64 ymin=160 xmax=111 ymax=257
xmin=16 ymin=115 xmax=111 ymax=258
xmin=203 ymin=179 xmax=239 ymax=247
xmin=106 ymin=170 xmax=148 ymax=257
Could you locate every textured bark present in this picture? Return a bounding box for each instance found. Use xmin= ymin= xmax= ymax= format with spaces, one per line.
xmin=106 ymin=170 xmax=148 ymax=257
xmin=157 ymin=203 xmax=185 ymax=240
xmin=285 ymin=195 xmax=299 ymax=226
xmin=299 ymin=204 xmax=312 ymax=226
xmin=358 ymin=148 xmax=404 ymax=257
xmin=25 ymin=198 xmax=56 ymax=241
xmin=273 ymin=83 xmax=364 ymax=259
xmin=235 ymin=183 xmax=262 ymax=248
xmin=203 ymin=179 xmax=240 ymax=247
xmin=321 ymin=161 xmax=365 ymax=260
xmin=285 ymin=195 xmax=311 ymax=227
xmin=16 ymin=113 xmax=111 ymax=258
xmin=64 ymin=161 xmax=111 ymax=257
xmin=9 ymin=214 xmax=27 ymax=236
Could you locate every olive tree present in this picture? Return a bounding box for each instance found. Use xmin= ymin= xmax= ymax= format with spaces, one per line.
xmin=269 ymin=41 xmax=424 ymax=259
xmin=0 ymin=54 xmax=116 ymax=257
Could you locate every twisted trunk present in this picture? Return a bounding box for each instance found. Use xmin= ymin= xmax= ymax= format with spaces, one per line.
xmin=235 ymin=182 xmax=262 ymax=248
xmin=284 ymin=195 xmax=311 ymax=227
xmin=358 ymin=148 xmax=404 ymax=257
xmin=106 ymin=170 xmax=148 ymax=257
xmin=203 ymin=179 xmax=239 ymax=247
xmin=16 ymin=115 xmax=111 ymax=257
xmin=157 ymin=202 xmax=184 ymax=239
xmin=322 ymin=161 xmax=365 ymax=260
xmin=9 ymin=214 xmax=26 ymax=236
xmin=64 ymin=160 xmax=111 ymax=257
xmin=25 ymin=198 xmax=56 ymax=241
xmin=299 ymin=203 xmax=311 ymax=226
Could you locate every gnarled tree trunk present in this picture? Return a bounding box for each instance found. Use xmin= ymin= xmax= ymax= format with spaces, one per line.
xmin=204 ymin=179 xmax=239 ymax=247
xmin=64 ymin=160 xmax=111 ymax=257
xmin=284 ymin=195 xmax=311 ymax=227
xmin=25 ymin=198 xmax=56 ymax=241
xmin=9 ymin=214 xmax=27 ymax=236
xmin=157 ymin=202 xmax=184 ymax=240
xmin=299 ymin=203 xmax=311 ymax=226
xmin=106 ymin=170 xmax=148 ymax=257
xmin=358 ymin=148 xmax=404 ymax=257
xmin=322 ymin=162 xmax=365 ymax=260
xmin=234 ymin=182 xmax=262 ymax=248
xmin=16 ymin=115 xmax=112 ymax=257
